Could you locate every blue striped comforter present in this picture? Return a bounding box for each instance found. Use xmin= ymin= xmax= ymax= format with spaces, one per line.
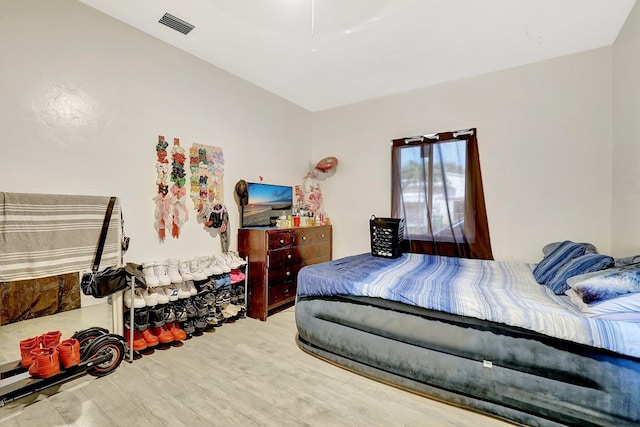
xmin=297 ymin=253 xmax=640 ymax=358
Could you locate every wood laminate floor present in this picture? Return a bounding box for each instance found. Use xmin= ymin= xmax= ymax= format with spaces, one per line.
xmin=0 ymin=305 xmax=513 ymax=427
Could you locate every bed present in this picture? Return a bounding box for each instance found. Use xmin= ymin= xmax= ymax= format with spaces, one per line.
xmin=294 ymin=246 xmax=640 ymax=427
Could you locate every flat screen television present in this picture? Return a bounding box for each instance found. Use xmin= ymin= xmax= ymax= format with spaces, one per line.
xmin=242 ymin=182 xmax=293 ymax=227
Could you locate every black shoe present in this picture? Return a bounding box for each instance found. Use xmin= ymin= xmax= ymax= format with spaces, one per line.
xmin=221 ymin=288 xmax=231 ymax=305
xmin=148 ymin=306 xmax=165 ymax=328
xmin=229 ymin=287 xmax=239 ymax=305
xmin=133 ymin=307 xmax=150 ymax=331
xmin=181 ymin=319 xmax=196 ymax=337
xmin=203 ymin=290 xmax=216 ymax=306
xmin=193 ymin=296 xmax=209 ymax=317
xmin=206 ymin=315 xmax=218 ymax=328
xmin=214 ymin=289 xmax=225 ymax=309
xmin=174 ymin=301 xmax=188 ymax=322
xmin=214 ymin=307 xmax=226 ymax=326
xmin=194 ymin=316 xmax=207 ymax=332
xmin=164 ymin=304 xmax=176 ymax=323
xmin=184 ymin=298 xmax=198 ymax=318
xmin=193 ymin=278 xmax=209 ymax=293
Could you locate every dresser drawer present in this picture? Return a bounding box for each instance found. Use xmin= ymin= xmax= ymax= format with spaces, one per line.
xmin=268 ymin=230 xmax=296 ymax=249
xmin=268 ymin=264 xmax=302 ymax=284
xmin=268 ymin=281 xmax=296 ymax=306
xmin=268 ymin=247 xmax=302 ymax=269
xmin=298 ymin=241 xmax=331 ymax=261
xmin=314 ymin=228 xmax=331 ymax=242
xmin=294 ymin=228 xmax=315 ymax=245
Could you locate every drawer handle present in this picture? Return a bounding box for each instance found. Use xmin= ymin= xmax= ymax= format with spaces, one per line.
xmin=320 ymin=234 xmax=325 ymax=238
xmin=287 ymin=254 xmax=292 ymax=259
xmin=279 ymin=239 xmax=285 ymax=244
xmin=302 ymin=236 xmax=307 ymax=241
xmin=286 ymin=271 xmax=291 ymax=276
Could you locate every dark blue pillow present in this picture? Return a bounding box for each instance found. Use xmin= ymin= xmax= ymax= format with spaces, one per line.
xmin=546 ymin=253 xmax=614 ymax=294
xmin=533 ymin=241 xmax=586 ymax=284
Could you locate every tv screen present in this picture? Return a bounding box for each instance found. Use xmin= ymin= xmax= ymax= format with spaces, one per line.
xmin=242 ymin=182 xmax=293 ymax=227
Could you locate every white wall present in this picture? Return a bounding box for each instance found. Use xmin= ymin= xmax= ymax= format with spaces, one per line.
xmin=613 ymin=1 xmax=640 ymax=256
xmin=313 ymin=48 xmax=613 ymax=262
xmin=0 ymin=0 xmax=312 ymax=264
xmin=0 ymin=0 xmax=628 ymax=267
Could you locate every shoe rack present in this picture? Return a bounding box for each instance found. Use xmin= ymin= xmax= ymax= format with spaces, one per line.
xmin=118 ymin=256 xmax=249 ymax=362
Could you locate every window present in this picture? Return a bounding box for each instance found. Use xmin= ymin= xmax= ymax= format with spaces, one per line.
xmin=391 ymin=128 xmax=493 ymax=259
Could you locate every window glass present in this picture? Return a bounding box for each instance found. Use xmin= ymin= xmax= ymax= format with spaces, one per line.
xmin=397 ymin=139 xmax=467 ymax=241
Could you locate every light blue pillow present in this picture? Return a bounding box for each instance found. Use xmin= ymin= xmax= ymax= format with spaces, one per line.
xmin=546 ymin=253 xmax=614 ymax=295
xmin=572 ymin=264 xmax=640 ymax=304
xmin=533 ymin=241 xmax=586 ymax=284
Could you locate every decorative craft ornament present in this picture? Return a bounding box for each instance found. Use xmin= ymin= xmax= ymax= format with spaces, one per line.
xmin=204 ymin=202 xmax=226 ymax=229
xmin=169 ymin=138 xmax=188 ymax=238
xmin=299 ymin=156 xmax=339 ymax=219
xmin=315 ymin=156 xmax=338 ymax=174
xmin=189 ymin=143 xmax=225 ymax=231
xmin=153 ymin=135 xmax=171 ymax=240
xmin=301 ymin=172 xmax=324 ymax=216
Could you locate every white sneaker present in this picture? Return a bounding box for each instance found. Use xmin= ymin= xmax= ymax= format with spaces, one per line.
xmin=219 ymin=253 xmax=238 ymax=269
xmin=230 ymin=251 xmax=247 ymax=267
xmin=166 ymin=284 xmax=179 ymax=301
xmin=143 ymin=288 xmax=159 ymax=307
xmin=198 ymin=256 xmax=214 ymax=277
xmin=167 ymin=259 xmax=183 ymax=284
xmin=190 ymin=258 xmax=207 ymax=281
xmin=179 ymin=261 xmax=193 ymax=281
xmin=155 ymin=287 xmax=170 ymax=305
xmin=124 ymin=288 xmax=146 ymax=309
xmin=154 ymin=262 xmax=171 ymax=286
xmin=226 ymin=253 xmax=244 ymax=269
xmin=142 ymin=262 xmax=160 ymax=287
xmin=213 ymin=255 xmax=231 ymax=274
xmin=187 ymin=280 xmax=198 ymax=296
xmin=177 ymin=282 xmax=191 ymax=299
xmin=207 ymin=256 xmax=224 ymax=275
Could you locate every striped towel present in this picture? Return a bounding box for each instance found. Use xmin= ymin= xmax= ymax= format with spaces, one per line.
xmin=0 ymin=192 xmax=122 ymax=282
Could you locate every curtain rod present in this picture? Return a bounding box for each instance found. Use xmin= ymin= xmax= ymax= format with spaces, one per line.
xmin=396 ymin=128 xmax=475 ymax=145
xmin=453 ymin=129 xmax=474 ymax=137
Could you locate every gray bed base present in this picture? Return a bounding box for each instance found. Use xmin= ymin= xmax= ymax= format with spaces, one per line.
xmin=295 ymin=295 xmax=640 ymax=427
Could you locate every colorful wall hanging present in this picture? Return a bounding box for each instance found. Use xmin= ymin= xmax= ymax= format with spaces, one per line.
xmin=154 ymin=135 xmax=171 ymax=240
xmin=154 ymin=135 xmax=190 ymax=240
xmin=169 ymin=138 xmax=188 ymax=238
xmin=300 ymin=172 xmax=324 ymax=216
xmin=189 ymin=143 xmax=225 ymax=230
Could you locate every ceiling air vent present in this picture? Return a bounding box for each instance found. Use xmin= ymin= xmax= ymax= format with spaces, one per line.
xmin=159 ymin=13 xmax=194 ymax=35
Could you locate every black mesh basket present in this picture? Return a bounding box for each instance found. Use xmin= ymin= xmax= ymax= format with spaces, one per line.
xmin=370 ymin=216 xmax=404 ymax=259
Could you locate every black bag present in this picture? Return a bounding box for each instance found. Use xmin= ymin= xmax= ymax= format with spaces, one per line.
xmin=81 ymin=197 xmax=130 ymax=298
xmin=81 ymin=266 xmax=129 ymax=298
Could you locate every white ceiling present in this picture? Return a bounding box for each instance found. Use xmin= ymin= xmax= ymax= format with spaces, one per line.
xmin=79 ymin=0 xmax=636 ymax=112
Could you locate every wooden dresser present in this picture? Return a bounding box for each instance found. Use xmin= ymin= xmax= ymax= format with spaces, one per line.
xmin=238 ymin=225 xmax=332 ymax=321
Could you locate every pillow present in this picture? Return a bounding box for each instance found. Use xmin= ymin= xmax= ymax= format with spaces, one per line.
xmin=566 ymin=288 xmax=640 ymax=320
xmin=542 ymin=241 xmax=597 ymax=256
xmin=614 ymin=255 xmax=640 ymax=267
xmin=570 ymin=264 xmax=640 ymax=304
xmin=566 ymin=268 xmax=616 ymax=287
xmin=533 ymin=241 xmax=586 ymax=284
xmin=546 ymin=253 xmax=614 ymax=295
